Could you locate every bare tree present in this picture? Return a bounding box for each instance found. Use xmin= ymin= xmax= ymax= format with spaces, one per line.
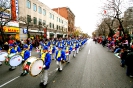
xmin=103 ymin=0 xmax=126 ymax=36
xmin=0 ymin=0 xmax=11 ymax=42
xmin=19 ymin=16 xmax=32 ymax=38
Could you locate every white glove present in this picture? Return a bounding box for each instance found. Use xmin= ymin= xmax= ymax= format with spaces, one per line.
xmin=43 ymin=65 xmax=46 ymax=68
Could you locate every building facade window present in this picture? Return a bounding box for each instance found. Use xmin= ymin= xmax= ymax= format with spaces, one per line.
xmin=57 ymin=17 xmax=58 ymax=22
xmin=56 ymin=25 xmax=58 ymax=29
xmin=33 ymin=17 xmax=37 ymax=24
xmin=33 ymin=3 xmax=37 ymax=11
xmin=26 ymin=0 xmax=31 ymax=9
xmin=39 ymin=19 xmax=42 ymax=25
xmin=43 ymin=9 xmax=46 ymax=16
xmin=49 ymin=23 xmax=51 ymax=28
xmin=59 ymin=18 xmax=60 ymax=22
xmin=53 ymin=24 xmax=54 ymax=29
xmin=49 ymin=13 xmax=52 ymax=18
xmin=38 ymin=6 xmax=42 ymax=14
xmin=27 ymin=15 xmax=31 ymax=22
xmin=53 ymin=14 xmax=54 ymax=20
xmin=43 ymin=20 xmax=46 ymax=26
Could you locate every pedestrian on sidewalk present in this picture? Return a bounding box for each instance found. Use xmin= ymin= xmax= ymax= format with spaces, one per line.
xmin=125 ymin=47 xmax=133 ymax=77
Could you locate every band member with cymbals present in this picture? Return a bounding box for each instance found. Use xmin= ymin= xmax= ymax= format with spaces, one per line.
xmin=55 ymin=46 xmax=66 ymax=72
xmin=8 ymin=44 xmax=16 ymax=71
xmin=40 ymin=46 xmax=51 ymax=88
xmin=20 ymin=44 xmax=30 ymax=76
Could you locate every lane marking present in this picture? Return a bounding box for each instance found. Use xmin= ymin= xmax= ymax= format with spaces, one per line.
xmin=88 ymin=49 xmax=90 ymax=54
xmin=0 ymin=76 xmax=20 ymax=88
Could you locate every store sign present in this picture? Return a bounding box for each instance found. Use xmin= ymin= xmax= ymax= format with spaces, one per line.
xmin=0 ymin=12 xmax=10 ymax=19
xmin=3 ymin=26 xmax=19 ymax=32
xmin=23 ymin=28 xmax=27 ymax=34
xmin=6 ymin=21 xmax=19 ymax=27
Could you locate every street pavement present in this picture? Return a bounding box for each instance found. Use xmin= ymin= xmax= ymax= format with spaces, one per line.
xmin=0 ymin=39 xmax=133 ymax=88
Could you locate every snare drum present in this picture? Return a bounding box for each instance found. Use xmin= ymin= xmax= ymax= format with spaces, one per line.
xmin=0 ymin=52 xmax=8 ymax=61
xmin=23 ymin=57 xmax=43 ymax=77
xmin=5 ymin=54 xmax=23 ymax=66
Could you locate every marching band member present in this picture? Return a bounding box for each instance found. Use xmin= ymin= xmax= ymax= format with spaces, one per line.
xmin=49 ymin=44 xmax=56 ymax=60
xmin=75 ymin=41 xmax=80 ymax=54
xmin=72 ymin=41 xmax=77 ymax=57
xmin=40 ymin=46 xmax=51 ymax=87
xmin=20 ymin=44 xmax=30 ymax=76
xmin=14 ymin=43 xmax=21 ymax=54
xmin=8 ymin=44 xmax=16 ymax=71
xmin=65 ymin=43 xmax=72 ymax=63
xmin=28 ymin=43 xmax=33 ymax=56
xmin=55 ymin=46 xmax=66 ymax=72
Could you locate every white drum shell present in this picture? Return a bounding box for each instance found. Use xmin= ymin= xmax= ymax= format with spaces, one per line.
xmin=0 ymin=52 xmax=8 ymax=61
xmin=23 ymin=57 xmax=43 ymax=77
xmin=9 ymin=54 xmax=23 ymax=66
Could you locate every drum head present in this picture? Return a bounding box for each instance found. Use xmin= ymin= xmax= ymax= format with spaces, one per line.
xmin=30 ymin=59 xmax=43 ymax=77
xmin=0 ymin=52 xmax=8 ymax=61
xmin=9 ymin=55 xmax=23 ymax=66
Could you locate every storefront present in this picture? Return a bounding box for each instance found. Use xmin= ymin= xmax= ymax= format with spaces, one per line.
xmin=49 ymin=33 xmax=54 ymax=38
xmin=2 ymin=26 xmax=20 ymax=41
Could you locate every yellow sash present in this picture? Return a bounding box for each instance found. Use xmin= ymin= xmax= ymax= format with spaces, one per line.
xmin=8 ymin=48 xmax=12 ymax=54
xmin=41 ymin=52 xmax=47 ymax=61
xmin=66 ymin=47 xmax=69 ymax=52
xmin=28 ymin=45 xmax=30 ymax=50
xmin=57 ymin=51 xmax=61 ymax=58
xmin=21 ymin=50 xmax=25 ymax=57
xmin=73 ymin=44 xmax=76 ymax=48
xmin=15 ymin=46 xmax=18 ymax=51
xmin=50 ymin=45 xmax=53 ymax=51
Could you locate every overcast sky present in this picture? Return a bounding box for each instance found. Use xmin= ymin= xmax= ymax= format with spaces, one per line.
xmin=38 ymin=0 xmax=130 ymax=35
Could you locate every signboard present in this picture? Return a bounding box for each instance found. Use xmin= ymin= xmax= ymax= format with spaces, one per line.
xmin=6 ymin=21 xmax=19 ymax=27
xmin=23 ymin=28 xmax=27 ymax=34
xmin=0 ymin=12 xmax=10 ymax=19
xmin=3 ymin=26 xmax=19 ymax=32
xmin=15 ymin=0 xmax=19 ymax=20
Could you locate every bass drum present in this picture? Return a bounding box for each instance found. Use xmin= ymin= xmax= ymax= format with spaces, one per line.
xmin=5 ymin=54 xmax=23 ymax=66
xmin=23 ymin=57 xmax=43 ymax=77
xmin=0 ymin=52 xmax=8 ymax=61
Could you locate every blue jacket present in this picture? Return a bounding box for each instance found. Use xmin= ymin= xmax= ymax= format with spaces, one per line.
xmin=23 ymin=50 xmax=30 ymax=60
xmin=55 ymin=50 xmax=66 ymax=61
xmin=29 ymin=44 xmax=33 ymax=51
xmin=10 ymin=48 xmax=16 ymax=54
xmin=52 ymin=46 xmax=56 ymax=53
xmin=15 ymin=46 xmax=21 ymax=53
xmin=44 ymin=53 xmax=51 ymax=70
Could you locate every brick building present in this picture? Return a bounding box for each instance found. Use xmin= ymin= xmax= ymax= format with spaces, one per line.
xmin=52 ymin=7 xmax=75 ymax=37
